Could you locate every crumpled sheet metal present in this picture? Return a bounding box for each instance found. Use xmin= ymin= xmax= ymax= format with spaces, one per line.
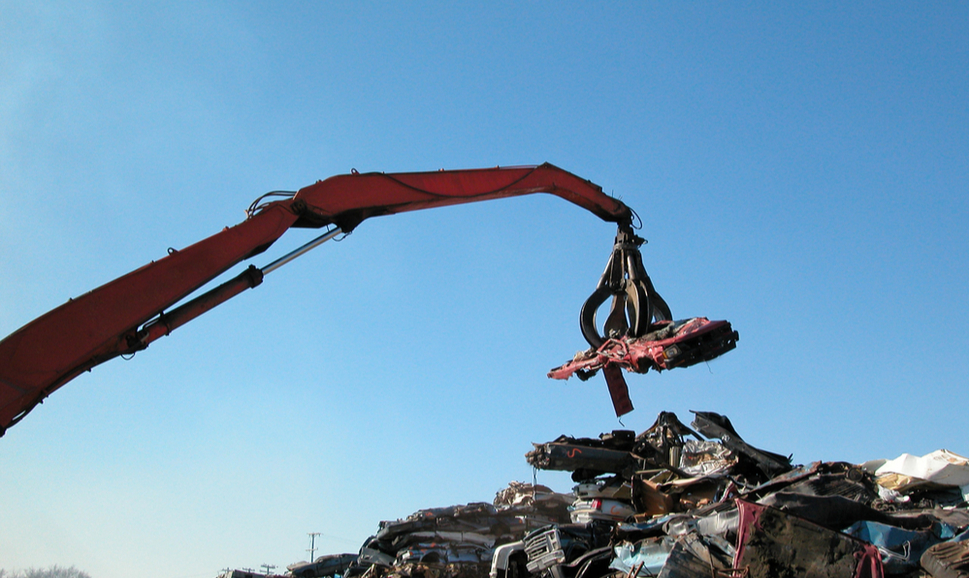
xmin=758 ymin=491 xmax=900 ymax=531
xmin=547 ymin=318 xmax=738 ymax=381
xmin=844 ymin=520 xmax=950 ymax=575
xmin=690 ymin=411 xmax=793 ymax=479
xmin=526 ymin=440 xmax=639 ymax=476
xmin=658 ymin=532 xmax=734 ymax=578
xmin=920 ymin=539 xmax=969 ymax=578
xmin=609 ymin=537 xmax=675 ymax=576
xmin=633 ymin=474 xmax=733 ymax=516
xmin=359 ymin=483 xmax=581 ymax=578
xmin=492 ymin=481 xmax=573 ymax=512
xmin=678 ymin=440 xmax=737 ymax=476
xmin=524 ymin=430 xmax=651 ymax=479
xmin=375 ymin=562 xmax=487 ymax=578
xmin=527 ymin=411 xmax=792 ymax=491
xmin=733 ymin=500 xmax=885 ymax=578
xmin=396 ymin=542 xmax=492 ymax=565
xmin=575 ymin=478 xmax=633 ymax=501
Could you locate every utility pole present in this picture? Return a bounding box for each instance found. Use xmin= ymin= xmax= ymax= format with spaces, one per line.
xmin=261 ymin=563 xmax=277 ymax=575
xmin=307 ymin=532 xmax=322 ymax=561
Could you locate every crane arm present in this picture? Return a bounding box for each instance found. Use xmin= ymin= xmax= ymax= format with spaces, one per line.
xmin=0 ymin=163 xmax=632 ymax=434
xmin=290 ymin=163 xmax=631 ymax=230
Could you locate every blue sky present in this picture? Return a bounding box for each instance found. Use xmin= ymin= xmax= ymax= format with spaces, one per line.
xmin=1 ymin=3 xmax=966 ymax=578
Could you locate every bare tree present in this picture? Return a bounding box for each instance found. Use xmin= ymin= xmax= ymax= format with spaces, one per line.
xmin=1 ymin=566 xmax=92 ymax=578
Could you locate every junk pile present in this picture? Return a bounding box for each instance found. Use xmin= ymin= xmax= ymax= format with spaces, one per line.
xmin=227 ymin=411 xmax=967 ymax=578
xmin=516 ymin=411 xmax=968 ymax=578
xmin=235 ymin=487 xmax=573 ymax=578
xmin=344 ymin=483 xmax=574 ymax=578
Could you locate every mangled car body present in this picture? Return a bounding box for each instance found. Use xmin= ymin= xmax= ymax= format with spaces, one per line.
xmin=548 ymin=319 xmax=739 ymax=417
xmin=549 ymin=319 xmax=739 ymax=381
xmin=348 ymin=484 xmax=574 ymax=578
xmin=287 ymin=553 xmax=358 ymax=578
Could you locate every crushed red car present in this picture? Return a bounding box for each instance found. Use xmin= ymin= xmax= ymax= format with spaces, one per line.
xmin=548 ymin=318 xmax=739 ymax=417
xmin=549 ymin=317 xmax=739 ymax=380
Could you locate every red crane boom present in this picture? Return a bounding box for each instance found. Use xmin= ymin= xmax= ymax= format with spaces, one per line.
xmin=0 ymin=163 xmax=633 ymax=433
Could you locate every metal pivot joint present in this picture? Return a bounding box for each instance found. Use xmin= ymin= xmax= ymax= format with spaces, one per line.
xmin=580 ymin=224 xmax=672 ymax=348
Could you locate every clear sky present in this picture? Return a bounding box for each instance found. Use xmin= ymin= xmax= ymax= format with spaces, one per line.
xmin=1 ymin=3 xmax=966 ymax=578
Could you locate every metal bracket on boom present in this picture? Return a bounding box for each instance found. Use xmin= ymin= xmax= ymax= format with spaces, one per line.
xmin=579 ymin=224 xmax=671 ymax=348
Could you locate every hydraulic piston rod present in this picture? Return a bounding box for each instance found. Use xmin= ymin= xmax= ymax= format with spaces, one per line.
xmin=262 ymin=226 xmax=343 ymax=274
xmin=134 ymin=226 xmax=344 ymax=350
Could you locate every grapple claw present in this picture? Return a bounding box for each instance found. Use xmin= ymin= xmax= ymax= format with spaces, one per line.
xmin=580 ymin=224 xmax=670 ymax=348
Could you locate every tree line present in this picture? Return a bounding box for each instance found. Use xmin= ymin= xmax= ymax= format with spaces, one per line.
xmin=0 ymin=566 xmax=92 ymax=578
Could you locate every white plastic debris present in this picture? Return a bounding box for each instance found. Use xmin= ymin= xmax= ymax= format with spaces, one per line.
xmin=864 ymin=449 xmax=969 ymax=499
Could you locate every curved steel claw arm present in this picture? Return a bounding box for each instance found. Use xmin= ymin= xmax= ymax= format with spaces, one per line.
xmin=580 ymin=224 xmax=672 ymax=348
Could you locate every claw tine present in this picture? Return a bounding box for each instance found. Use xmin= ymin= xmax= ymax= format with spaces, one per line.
xmin=604 ymin=294 xmax=630 ymax=338
xmin=625 ymin=281 xmax=652 ymax=336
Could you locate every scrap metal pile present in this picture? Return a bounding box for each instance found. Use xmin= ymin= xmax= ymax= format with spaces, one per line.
xmin=271 ymin=484 xmax=576 ymax=578
xmin=239 ymin=411 xmax=967 ymax=578
xmin=349 ymin=487 xmax=575 ymax=578
xmin=519 ymin=412 xmax=968 ymax=577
